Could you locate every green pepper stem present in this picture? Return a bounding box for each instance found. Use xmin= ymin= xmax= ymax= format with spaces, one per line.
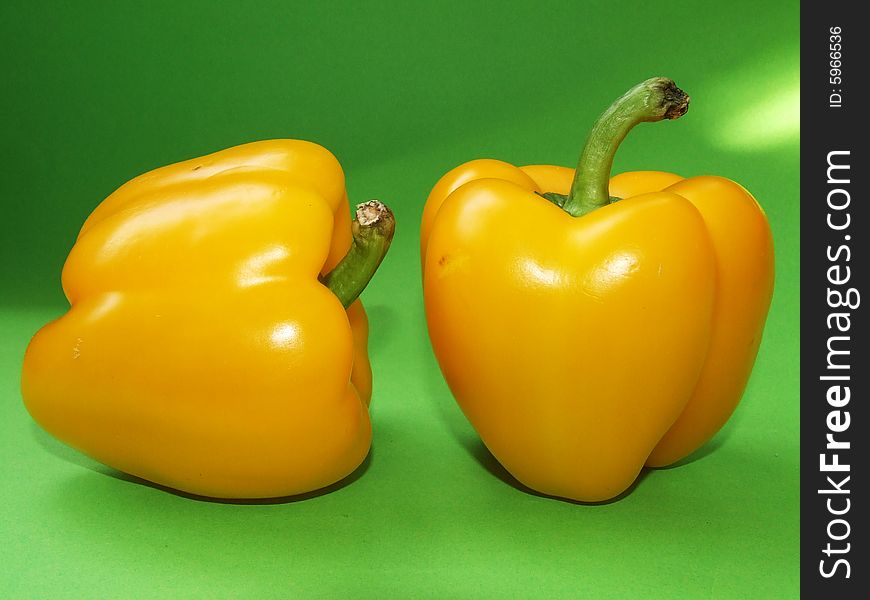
xmin=562 ymin=77 xmax=690 ymax=217
xmin=321 ymin=200 xmax=395 ymax=308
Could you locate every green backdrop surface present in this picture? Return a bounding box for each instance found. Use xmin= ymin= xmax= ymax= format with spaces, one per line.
xmin=1 ymin=1 xmax=799 ymax=598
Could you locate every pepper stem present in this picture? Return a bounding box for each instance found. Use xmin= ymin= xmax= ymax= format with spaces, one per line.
xmin=562 ymin=77 xmax=690 ymax=217
xmin=322 ymin=200 xmax=395 ymax=308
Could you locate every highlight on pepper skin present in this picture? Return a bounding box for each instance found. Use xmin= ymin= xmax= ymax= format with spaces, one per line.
xmin=20 ymin=139 xmax=395 ymax=500
xmin=421 ymin=78 xmax=774 ymax=503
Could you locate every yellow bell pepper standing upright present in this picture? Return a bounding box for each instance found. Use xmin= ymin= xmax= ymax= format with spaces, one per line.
xmin=421 ymin=78 xmax=774 ymax=502
xmin=22 ymin=139 xmax=395 ymax=499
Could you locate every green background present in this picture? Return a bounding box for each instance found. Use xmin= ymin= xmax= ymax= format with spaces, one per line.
xmin=1 ymin=1 xmax=799 ymax=598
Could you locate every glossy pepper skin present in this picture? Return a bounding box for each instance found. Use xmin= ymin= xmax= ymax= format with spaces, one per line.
xmin=22 ymin=140 xmax=382 ymax=499
xmin=421 ymin=79 xmax=774 ymax=502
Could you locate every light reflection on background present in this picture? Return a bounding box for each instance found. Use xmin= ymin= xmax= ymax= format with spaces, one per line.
xmin=701 ymin=47 xmax=799 ymax=151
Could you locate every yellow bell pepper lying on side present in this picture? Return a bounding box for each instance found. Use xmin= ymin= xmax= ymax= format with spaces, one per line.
xmin=421 ymin=78 xmax=774 ymax=502
xmin=22 ymin=140 xmax=394 ymax=499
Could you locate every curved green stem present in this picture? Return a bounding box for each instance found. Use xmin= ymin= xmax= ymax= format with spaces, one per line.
xmin=562 ymin=77 xmax=690 ymax=217
xmin=321 ymin=200 xmax=395 ymax=308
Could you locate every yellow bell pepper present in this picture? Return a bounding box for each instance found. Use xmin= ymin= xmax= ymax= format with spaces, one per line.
xmin=421 ymin=78 xmax=774 ymax=502
xmin=22 ymin=139 xmax=395 ymax=499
